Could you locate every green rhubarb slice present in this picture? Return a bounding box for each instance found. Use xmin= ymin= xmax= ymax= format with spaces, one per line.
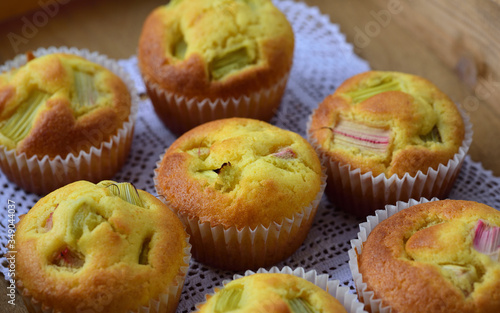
xmin=441 ymin=264 xmax=480 ymax=296
xmin=139 ymin=236 xmax=152 ymax=265
xmin=71 ymin=203 xmax=106 ymax=240
xmin=72 ymin=71 xmax=98 ymax=110
xmin=210 ymin=47 xmax=251 ymax=80
xmin=0 ymin=90 xmax=49 ymax=143
xmin=420 ymin=126 xmax=442 ymax=143
xmin=102 ymin=182 xmax=144 ymax=208
xmin=287 ymin=298 xmax=319 ymax=313
xmin=214 ymin=287 xmax=243 ymax=313
xmin=346 ymin=76 xmax=401 ymax=104
xmin=174 ymin=36 xmax=187 ymax=60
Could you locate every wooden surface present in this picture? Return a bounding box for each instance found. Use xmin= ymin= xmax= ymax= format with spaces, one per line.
xmin=0 ymin=0 xmax=499 ymax=311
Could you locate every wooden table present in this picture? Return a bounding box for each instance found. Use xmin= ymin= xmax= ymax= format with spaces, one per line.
xmin=0 ymin=1 xmax=499 ymax=312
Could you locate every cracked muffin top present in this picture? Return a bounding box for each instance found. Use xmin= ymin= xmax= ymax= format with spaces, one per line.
xmin=0 ymin=53 xmax=131 ymax=158
xmin=359 ymin=200 xmax=500 ymax=313
xmin=138 ymin=0 xmax=294 ymax=99
xmin=197 ymin=273 xmax=347 ymax=313
xmin=155 ymin=118 xmax=322 ymax=229
xmin=308 ymin=71 xmax=465 ymax=178
xmin=14 ymin=180 xmax=189 ymax=313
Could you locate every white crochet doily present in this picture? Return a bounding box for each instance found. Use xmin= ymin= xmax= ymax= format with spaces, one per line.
xmin=1 ymin=1 xmax=499 ymax=312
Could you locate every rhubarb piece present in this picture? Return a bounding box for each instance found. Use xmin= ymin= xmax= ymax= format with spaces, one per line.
xmin=272 ymin=147 xmax=297 ymax=159
xmin=441 ymin=264 xmax=479 ymax=296
xmin=41 ymin=204 xmax=59 ymax=232
xmin=0 ymin=90 xmax=50 ymax=143
xmin=52 ymin=246 xmax=85 ymax=269
xmin=473 ymin=220 xmax=500 ymax=262
xmin=139 ymin=236 xmax=152 ymax=265
xmin=287 ymin=297 xmax=318 ymax=313
xmin=214 ymin=287 xmax=243 ymax=313
xmin=72 ymin=70 xmax=98 ymax=110
xmin=72 ymin=204 xmax=106 ymax=239
xmin=187 ymin=143 xmax=210 ymax=160
xmin=103 ymin=182 xmax=144 ymax=208
xmin=333 ymin=120 xmax=390 ymax=153
xmin=198 ymin=147 xmax=210 ymax=157
xmin=44 ymin=212 xmax=54 ymax=231
xmin=346 ymin=76 xmax=401 ymax=104
xmin=210 ymin=47 xmax=251 ymax=80
xmin=420 ymin=126 xmax=442 ymax=143
xmin=174 ymin=36 xmax=187 ymax=60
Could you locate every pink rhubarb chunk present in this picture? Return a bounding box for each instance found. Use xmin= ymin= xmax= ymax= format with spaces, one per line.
xmin=272 ymin=147 xmax=297 ymax=159
xmin=333 ymin=120 xmax=390 ymax=153
xmin=473 ymin=219 xmax=500 ymax=261
xmin=44 ymin=212 xmax=53 ymax=231
xmin=53 ymin=247 xmax=84 ymax=268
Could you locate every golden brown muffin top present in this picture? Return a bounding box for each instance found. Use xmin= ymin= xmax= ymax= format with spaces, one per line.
xmin=0 ymin=53 xmax=131 ymax=158
xmin=138 ymin=0 xmax=294 ymax=99
xmin=14 ymin=180 xmax=189 ymax=313
xmin=359 ymin=200 xmax=500 ymax=313
xmin=309 ymin=71 xmax=465 ymax=177
xmin=155 ymin=118 xmax=322 ymax=229
xmin=197 ymin=273 xmax=347 ymax=313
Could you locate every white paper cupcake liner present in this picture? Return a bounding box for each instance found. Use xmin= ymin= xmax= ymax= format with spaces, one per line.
xmin=15 ymin=236 xmax=191 ymax=313
xmin=348 ymin=197 xmax=438 ymax=313
xmin=307 ymin=105 xmax=473 ymax=217
xmin=143 ymin=73 xmax=289 ymax=135
xmin=154 ymin=151 xmax=327 ymax=271
xmin=194 ymin=266 xmax=367 ymax=313
xmin=0 ymin=47 xmax=139 ymax=195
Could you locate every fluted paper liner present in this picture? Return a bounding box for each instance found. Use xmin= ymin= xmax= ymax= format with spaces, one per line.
xmin=307 ymin=106 xmax=473 ymax=217
xmin=194 ymin=266 xmax=367 ymax=313
xmin=143 ymin=73 xmax=289 ymax=135
xmin=348 ymin=197 xmax=438 ymax=313
xmin=0 ymin=47 xmax=139 ymax=195
xmin=15 ymin=236 xmax=191 ymax=313
xmin=154 ymin=152 xmax=327 ymax=271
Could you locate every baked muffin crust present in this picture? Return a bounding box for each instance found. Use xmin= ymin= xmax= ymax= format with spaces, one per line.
xmin=0 ymin=53 xmax=131 ymax=157
xmin=309 ymin=71 xmax=465 ymax=177
xmin=359 ymin=200 xmax=500 ymax=313
xmin=155 ymin=118 xmax=322 ymax=229
xmin=198 ymin=273 xmax=348 ymax=313
xmin=14 ymin=180 xmax=189 ymax=313
xmin=138 ymin=0 xmax=294 ymax=100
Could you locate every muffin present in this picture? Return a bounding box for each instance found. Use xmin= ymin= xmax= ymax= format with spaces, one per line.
xmin=13 ymin=180 xmax=191 ymax=313
xmin=350 ymin=199 xmax=500 ymax=313
xmin=196 ymin=267 xmax=365 ymax=313
xmin=155 ymin=118 xmax=325 ymax=270
xmin=138 ymin=0 xmax=294 ymax=135
xmin=0 ymin=48 xmax=138 ymax=195
xmin=308 ymin=71 xmax=472 ymax=216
